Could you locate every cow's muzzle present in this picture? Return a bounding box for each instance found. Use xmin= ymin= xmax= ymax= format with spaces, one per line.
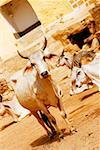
xmin=41 ymin=71 xmax=49 ymax=78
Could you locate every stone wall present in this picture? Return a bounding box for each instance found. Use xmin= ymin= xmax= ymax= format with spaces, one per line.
xmin=89 ymin=3 xmax=100 ymax=31
xmin=28 ymin=0 xmax=72 ymax=26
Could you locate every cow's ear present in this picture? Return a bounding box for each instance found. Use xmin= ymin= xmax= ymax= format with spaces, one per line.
xmin=24 ymin=66 xmax=32 ymax=73
xmin=23 ymin=62 xmax=32 ymax=73
xmin=12 ymin=79 xmax=17 ymax=84
xmin=43 ymin=48 xmax=57 ymax=60
xmin=44 ymin=53 xmax=57 ymax=60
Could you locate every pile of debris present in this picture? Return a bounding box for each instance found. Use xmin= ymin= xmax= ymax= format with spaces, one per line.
xmin=0 ymin=79 xmax=9 ymax=94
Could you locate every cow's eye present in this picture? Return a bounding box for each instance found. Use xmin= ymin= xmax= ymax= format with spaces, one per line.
xmin=65 ymin=57 xmax=68 ymax=61
xmin=31 ymin=63 xmax=35 ymax=66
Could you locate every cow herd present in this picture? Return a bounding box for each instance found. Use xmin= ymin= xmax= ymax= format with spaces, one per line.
xmin=0 ymin=37 xmax=100 ymax=140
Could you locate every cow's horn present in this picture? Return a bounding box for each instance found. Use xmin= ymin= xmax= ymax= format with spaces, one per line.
xmin=42 ymin=37 xmax=47 ymax=51
xmin=61 ymin=49 xmax=64 ymax=57
xmin=17 ymin=50 xmax=29 ymax=59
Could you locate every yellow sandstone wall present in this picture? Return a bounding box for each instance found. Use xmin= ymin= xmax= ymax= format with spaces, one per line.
xmin=0 ymin=14 xmax=17 ymax=60
xmin=0 ymin=0 xmax=72 ymax=60
xmin=0 ymin=0 xmax=96 ymax=60
xmin=28 ymin=0 xmax=97 ymax=27
xmin=28 ymin=0 xmax=72 ymax=26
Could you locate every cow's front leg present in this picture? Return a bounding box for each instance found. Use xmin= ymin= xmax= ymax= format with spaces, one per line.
xmin=36 ymin=100 xmax=63 ymax=139
xmin=31 ymin=111 xmax=52 ymax=137
xmin=57 ymin=99 xmax=77 ymax=134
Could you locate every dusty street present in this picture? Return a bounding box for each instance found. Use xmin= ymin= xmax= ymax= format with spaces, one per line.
xmin=0 ymin=88 xmax=100 ymax=150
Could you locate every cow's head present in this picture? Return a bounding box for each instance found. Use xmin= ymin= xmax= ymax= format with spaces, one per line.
xmin=57 ymin=50 xmax=73 ymax=69
xmin=80 ymin=50 xmax=96 ymax=65
xmin=17 ymin=37 xmax=54 ymax=78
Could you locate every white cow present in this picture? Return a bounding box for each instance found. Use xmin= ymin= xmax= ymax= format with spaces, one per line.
xmin=3 ymin=95 xmax=30 ymax=121
xmin=81 ymin=51 xmax=100 ymax=90
xmin=0 ymin=91 xmax=30 ymax=122
xmin=10 ymin=39 xmax=75 ymax=138
xmin=58 ymin=50 xmax=100 ymax=94
xmin=58 ymin=51 xmax=89 ymax=95
xmin=0 ymin=94 xmax=18 ymax=122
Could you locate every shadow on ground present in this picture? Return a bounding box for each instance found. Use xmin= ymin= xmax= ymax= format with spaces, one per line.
xmin=30 ymin=128 xmax=71 ymax=148
xmin=0 ymin=121 xmax=17 ymax=131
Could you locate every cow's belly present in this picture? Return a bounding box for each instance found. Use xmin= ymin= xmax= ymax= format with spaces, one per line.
xmin=18 ymin=97 xmax=39 ymax=112
xmin=37 ymin=78 xmax=59 ymax=107
xmin=16 ymin=94 xmax=39 ymax=112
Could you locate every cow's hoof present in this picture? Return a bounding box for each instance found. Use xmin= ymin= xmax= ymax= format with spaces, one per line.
xmin=13 ymin=120 xmax=18 ymax=123
xmin=70 ymin=127 xmax=78 ymax=134
xmin=49 ymin=130 xmax=57 ymax=139
xmin=58 ymin=131 xmax=64 ymax=139
xmin=48 ymin=131 xmax=52 ymax=138
xmin=52 ymin=130 xmax=57 ymax=137
xmin=59 ymin=133 xmax=64 ymax=139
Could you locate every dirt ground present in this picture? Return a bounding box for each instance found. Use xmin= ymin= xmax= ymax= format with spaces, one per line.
xmin=0 ymin=88 xmax=100 ymax=150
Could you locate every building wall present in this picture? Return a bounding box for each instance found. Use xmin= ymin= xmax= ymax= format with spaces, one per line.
xmin=0 ymin=0 xmax=95 ymax=60
xmin=0 ymin=14 xmax=17 ymax=60
xmin=1 ymin=0 xmax=39 ymax=32
xmin=0 ymin=0 xmax=73 ymax=60
xmin=28 ymin=0 xmax=72 ymax=26
xmin=28 ymin=0 xmax=96 ymax=27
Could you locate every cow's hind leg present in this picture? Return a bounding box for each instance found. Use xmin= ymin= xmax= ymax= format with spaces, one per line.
xmin=5 ymin=108 xmax=18 ymax=122
xmin=31 ymin=111 xmax=53 ymax=138
xmin=57 ymin=99 xmax=77 ymax=134
xmin=36 ymin=100 xmax=63 ymax=139
xmin=39 ymin=111 xmax=57 ymax=137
